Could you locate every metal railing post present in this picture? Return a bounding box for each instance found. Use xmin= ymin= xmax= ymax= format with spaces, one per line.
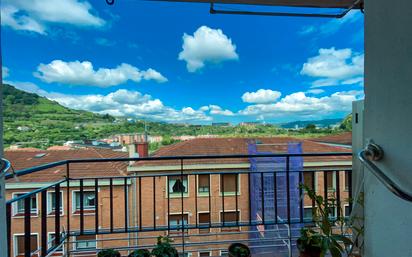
xmin=66 ymin=162 xmax=70 ymax=257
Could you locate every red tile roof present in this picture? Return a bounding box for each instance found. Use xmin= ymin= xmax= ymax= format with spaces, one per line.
xmin=133 ymin=137 xmax=351 ymax=167
xmin=5 ymin=148 xmax=128 ymax=183
xmin=310 ymin=132 xmax=352 ymax=146
xmin=47 ymin=145 xmax=72 ymax=151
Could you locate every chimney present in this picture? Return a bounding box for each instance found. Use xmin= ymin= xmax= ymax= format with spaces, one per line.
xmin=128 ymin=142 xmax=148 ymax=158
xmin=136 ymin=142 xmax=149 ymax=158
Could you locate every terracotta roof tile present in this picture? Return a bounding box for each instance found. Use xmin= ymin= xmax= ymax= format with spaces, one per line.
xmin=310 ymin=132 xmax=352 ymax=146
xmin=135 ymin=137 xmax=351 ymax=167
xmin=5 ymin=148 xmax=128 ymax=183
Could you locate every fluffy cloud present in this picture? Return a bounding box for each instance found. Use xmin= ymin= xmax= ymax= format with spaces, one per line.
xmin=306 ymin=89 xmax=325 ymax=95
xmin=242 ymin=89 xmax=282 ymax=104
xmin=202 ymin=105 xmax=234 ymax=116
xmin=34 ymin=60 xmax=168 ymax=87
xmin=239 ymin=90 xmax=363 ymax=119
xmin=2 ymin=67 xmax=9 ymax=79
xmin=11 ymin=82 xmax=212 ymax=122
xmin=1 ymin=0 xmax=105 ymax=34
xmin=301 ymin=48 xmax=364 ymax=87
xmin=178 ymin=26 xmax=239 ymax=72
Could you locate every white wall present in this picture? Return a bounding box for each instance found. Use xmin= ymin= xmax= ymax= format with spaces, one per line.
xmin=364 ymin=0 xmax=412 ymax=256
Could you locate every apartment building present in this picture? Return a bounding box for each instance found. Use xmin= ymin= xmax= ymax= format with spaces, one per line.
xmin=127 ymin=137 xmax=352 ymax=257
xmin=5 ymin=148 xmax=130 ymax=257
xmin=4 ymin=137 xmax=351 ymax=257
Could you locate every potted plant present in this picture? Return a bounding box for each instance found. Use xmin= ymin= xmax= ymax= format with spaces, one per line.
xmin=297 ymin=184 xmax=354 ymax=257
xmin=128 ymin=249 xmax=151 ymax=257
xmin=98 ymin=249 xmax=121 ymax=257
xmin=228 ymin=243 xmax=251 ymax=257
xmin=151 ymin=236 xmax=178 ymax=257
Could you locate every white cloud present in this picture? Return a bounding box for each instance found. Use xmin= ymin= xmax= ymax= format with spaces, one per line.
xmin=301 ymin=47 xmax=364 ymax=87
xmin=34 ymin=60 xmax=168 ymax=87
xmin=242 ymin=89 xmax=282 ymax=104
xmin=9 ymin=82 xmax=212 ymax=122
xmin=1 ymin=0 xmax=105 ymax=34
xmin=239 ymin=90 xmax=363 ymax=119
xmin=299 ymin=11 xmax=362 ymax=37
xmin=298 ymin=25 xmax=316 ymax=36
xmin=305 ymin=89 xmax=325 ymax=95
xmin=143 ymin=68 xmax=168 ymax=83
xmin=207 ymin=105 xmax=234 ymax=116
xmin=2 ymin=67 xmax=10 ymax=79
xmin=178 ymin=26 xmax=239 ymax=72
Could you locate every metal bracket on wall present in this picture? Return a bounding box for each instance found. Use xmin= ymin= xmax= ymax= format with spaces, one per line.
xmin=358 ymin=143 xmax=412 ymax=202
xmin=209 ymin=0 xmax=363 ymax=18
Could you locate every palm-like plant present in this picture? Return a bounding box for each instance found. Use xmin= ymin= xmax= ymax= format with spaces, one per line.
xmin=297 ymin=184 xmax=357 ymax=257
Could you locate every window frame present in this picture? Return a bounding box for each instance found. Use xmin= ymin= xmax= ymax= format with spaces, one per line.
xmin=325 ymin=171 xmax=337 ymax=192
xmin=13 ymin=233 xmax=39 ymax=257
xmin=47 ymin=191 xmax=64 ymax=216
xmin=167 ymin=175 xmax=189 ymax=198
xmin=344 ymin=171 xmax=350 ymax=191
xmin=344 ymin=204 xmax=350 ymax=217
xmin=303 ymin=171 xmax=319 ymax=193
xmin=48 ymin=232 xmax=64 ymax=253
xmin=219 ymin=173 xmax=241 ymax=196
xmin=74 ymin=235 xmax=97 ymax=251
xmin=197 ymin=211 xmax=211 ymax=233
xmin=197 ymin=174 xmax=211 ymax=196
xmin=72 ymin=190 xmax=96 ymax=214
xmin=168 ymin=212 xmax=190 ymax=233
xmin=303 ymin=206 xmax=314 ymax=221
xmin=199 ymin=252 xmax=211 ymax=257
xmin=220 ymin=250 xmax=228 ymax=257
xmin=11 ymin=192 xmax=39 ymax=217
xmin=219 ymin=210 xmax=241 ymax=232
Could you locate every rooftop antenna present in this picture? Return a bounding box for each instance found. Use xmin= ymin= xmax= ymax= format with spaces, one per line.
xmin=144 ymin=121 xmax=148 ymax=142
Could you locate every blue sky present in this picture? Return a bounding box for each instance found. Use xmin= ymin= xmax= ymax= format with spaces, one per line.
xmin=1 ymin=0 xmax=364 ymax=124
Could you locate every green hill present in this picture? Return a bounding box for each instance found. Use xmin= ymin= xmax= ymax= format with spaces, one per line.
xmin=2 ymin=84 xmax=115 ymax=147
xmin=2 ymin=84 xmax=352 ymax=149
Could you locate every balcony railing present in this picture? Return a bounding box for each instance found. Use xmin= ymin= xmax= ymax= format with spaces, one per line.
xmin=4 ymin=152 xmax=352 ymax=257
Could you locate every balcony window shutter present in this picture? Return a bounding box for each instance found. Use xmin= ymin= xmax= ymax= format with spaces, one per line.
xmin=221 ymin=174 xmax=237 ymax=192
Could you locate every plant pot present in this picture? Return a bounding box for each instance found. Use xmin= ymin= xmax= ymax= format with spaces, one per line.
xmin=298 ymin=249 xmax=321 ymax=257
xmin=228 ymin=243 xmax=251 ymax=257
xmin=128 ymin=249 xmax=151 ymax=257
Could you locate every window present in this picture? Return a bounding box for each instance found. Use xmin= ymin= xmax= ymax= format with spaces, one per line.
xmin=344 ymin=205 xmax=351 ymax=217
xmin=47 ymin=192 xmax=63 ymax=215
xmin=220 ymin=174 xmax=238 ymax=193
xmin=48 ymin=233 xmax=63 ymax=252
xmin=325 ymin=172 xmax=335 ymax=191
xmin=220 ymin=250 xmax=228 ymax=257
xmin=345 ymin=171 xmax=350 ymax=191
xmin=198 ymin=175 xmax=210 ymax=193
xmin=75 ymin=235 xmax=96 ymax=250
xmin=14 ymin=234 xmax=38 ymax=257
xmin=303 ymin=207 xmax=313 ymax=220
xmin=220 ymin=211 xmax=239 ymax=231
xmin=74 ymin=191 xmax=96 ymax=211
xmin=169 ymin=214 xmax=188 ymax=233
xmin=198 ymin=212 xmax=210 ymax=233
xmin=168 ymin=175 xmax=188 ymax=194
xmin=328 ymin=207 xmax=336 ymax=219
xmin=199 ymin=252 xmax=211 ymax=257
xmin=303 ymin=173 xmax=314 ymax=191
xmin=13 ymin=193 xmax=37 ymax=216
